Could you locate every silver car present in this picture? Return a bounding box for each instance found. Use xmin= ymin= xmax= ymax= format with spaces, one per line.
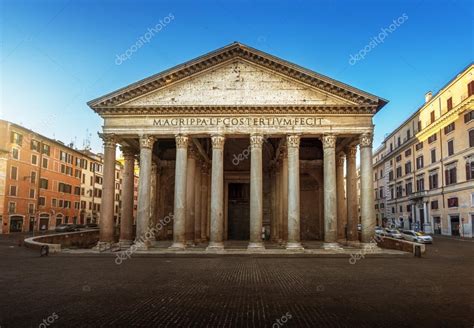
xmin=401 ymin=230 xmax=433 ymax=244
xmin=384 ymin=228 xmax=403 ymax=239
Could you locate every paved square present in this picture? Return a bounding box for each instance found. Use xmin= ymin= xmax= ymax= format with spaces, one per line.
xmin=0 ymin=235 xmax=472 ymax=327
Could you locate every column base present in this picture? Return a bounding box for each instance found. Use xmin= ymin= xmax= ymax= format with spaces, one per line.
xmin=94 ymin=241 xmax=113 ymax=252
xmin=346 ymin=240 xmax=361 ymax=247
xmin=168 ymin=242 xmax=186 ymax=250
xmin=206 ymin=242 xmax=224 ymax=251
xmin=337 ymin=238 xmax=347 ymax=246
xmin=359 ymin=242 xmax=382 ymax=251
xmin=133 ymin=239 xmax=151 ymax=251
xmin=285 ymin=241 xmax=304 ymax=251
xmin=119 ymin=239 xmax=133 ymax=249
xmin=185 ymin=240 xmax=196 ymax=247
xmin=194 ymin=238 xmax=202 ymax=244
xmin=247 ymin=242 xmax=265 ymax=251
xmin=322 ymin=242 xmax=343 ymax=251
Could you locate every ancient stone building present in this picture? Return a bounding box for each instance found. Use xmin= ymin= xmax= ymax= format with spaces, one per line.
xmin=88 ymin=42 xmax=387 ymax=250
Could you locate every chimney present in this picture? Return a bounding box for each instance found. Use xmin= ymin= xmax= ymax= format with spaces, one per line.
xmin=425 ymin=91 xmax=433 ymax=103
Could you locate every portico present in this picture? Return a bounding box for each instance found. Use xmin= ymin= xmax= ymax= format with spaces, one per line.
xmin=88 ymin=42 xmax=387 ymax=251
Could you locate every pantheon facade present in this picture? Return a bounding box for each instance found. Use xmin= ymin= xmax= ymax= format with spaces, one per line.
xmin=88 ymin=42 xmax=387 ymax=251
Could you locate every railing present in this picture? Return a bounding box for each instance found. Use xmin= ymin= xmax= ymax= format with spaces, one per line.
xmin=408 ymin=190 xmax=428 ymax=200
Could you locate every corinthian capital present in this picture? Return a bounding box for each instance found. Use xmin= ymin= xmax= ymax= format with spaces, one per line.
xmin=346 ymin=145 xmax=357 ymax=159
xmin=211 ymin=134 xmax=225 ymax=149
xmin=139 ymin=135 xmax=155 ymax=149
xmin=250 ymin=134 xmax=264 ymax=149
xmin=99 ymin=133 xmax=116 ymax=148
xmin=359 ymin=132 xmax=373 ymax=148
xmin=175 ymin=134 xmax=189 ymax=149
xmin=321 ymin=134 xmax=336 ymax=149
xmin=120 ymin=146 xmax=136 ymax=160
xmin=287 ymin=135 xmax=300 ymax=148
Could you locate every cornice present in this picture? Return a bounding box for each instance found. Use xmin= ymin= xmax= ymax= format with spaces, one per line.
xmin=95 ymin=105 xmax=377 ymax=116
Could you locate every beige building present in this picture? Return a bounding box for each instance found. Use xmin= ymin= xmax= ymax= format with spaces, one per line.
xmin=373 ymin=64 xmax=474 ymax=238
xmin=88 ymin=42 xmax=387 ymax=250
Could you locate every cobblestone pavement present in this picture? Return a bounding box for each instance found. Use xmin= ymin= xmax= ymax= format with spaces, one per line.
xmin=0 ymin=235 xmax=472 ymax=328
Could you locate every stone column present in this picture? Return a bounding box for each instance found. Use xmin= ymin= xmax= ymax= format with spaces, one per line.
xmin=360 ymin=132 xmax=376 ymax=246
xmin=185 ymin=145 xmax=196 ymax=246
xmin=119 ymin=147 xmax=135 ymax=247
xmin=322 ymin=134 xmax=341 ymax=250
xmin=248 ymin=134 xmax=265 ymax=250
xmin=98 ymin=134 xmax=116 ymax=247
xmin=135 ymin=135 xmax=155 ymax=249
xmin=281 ymin=144 xmax=289 ymax=243
xmin=148 ymin=162 xmax=158 ymax=246
xmin=336 ymin=154 xmax=347 ymax=243
xmin=270 ymin=164 xmax=279 ymax=242
xmin=200 ymin=163 xmax=209 ymax=241
xmin=346 ymin=145 xmax=359 ymax=246
xmin=286 ymin=135 xmax=303 ymax=250
xmin=194 ymin=160 xmax=202 ymax=243
xmin=207 ymin=134 xmax=225 ymax=251
xmin=274 ymin=164 xmax=282 ymax=243
xmin=169 ymin=135 xmax=188 ymax=250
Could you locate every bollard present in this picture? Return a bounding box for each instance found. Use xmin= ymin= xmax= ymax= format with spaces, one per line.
xmin=414 ymin=245 xmax=421 ymax=258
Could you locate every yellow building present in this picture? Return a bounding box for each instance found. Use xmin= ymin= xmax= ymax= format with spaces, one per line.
xmin=373 ymin=64 xmax=474 ymax=237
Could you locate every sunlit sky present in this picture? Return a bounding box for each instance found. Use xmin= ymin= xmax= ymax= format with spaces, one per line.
xmin=1 ymin=0 xmax=472 ymax=153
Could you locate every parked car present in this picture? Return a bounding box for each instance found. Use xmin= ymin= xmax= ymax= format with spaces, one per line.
xmin=55 ymin=224 xmax=77 ymax=233
xmin=85 ymin=223 xmax=99 ymax=229
xmin=401 ymin=230 xmax=433 ymax=244
xmin=375 ymin=226 xmax=384 ymax=235
xmin=383 ymin=228 xmax=403 ymax=239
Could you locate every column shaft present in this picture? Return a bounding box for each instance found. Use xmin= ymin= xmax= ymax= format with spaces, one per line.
xmin=248 ymin=134 xmax=264 ymax=250
xmin=136 ymin=135 xmax=155 ymax=248
xmin=99 ymin=134 xmax=116 ymax=245
xmin=200 ymin=164 xmax=209 ymax=241
xmin=346 ymin=145 xmax=359 ymax=245
xmin=185 ymin=146 xmax=196 ymax=246
xmin=170 ymin=135 xmax=188 ymax=249
xmin=281 ymin=148 xmax=289 ymax=242
xmin=207 ymin=135 xmax=225 ymax=251
xmin=322 ymin=134 xmax=340 ymax=249
xmin=360 ymin=132 xmax=376 ymax=244
xmin=194 ymin=161 xmax=202 ymax=243
xmin=286 ymin=135 xmax=303 ymax=250
xmin=119 ymin=148 xmax=135 ymax=246
xmin=336 ymin=154 xmax=347 ymax=242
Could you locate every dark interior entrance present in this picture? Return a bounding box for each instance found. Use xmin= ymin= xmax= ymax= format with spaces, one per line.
xmin=228 ymin=183 xmax=250 ymax=240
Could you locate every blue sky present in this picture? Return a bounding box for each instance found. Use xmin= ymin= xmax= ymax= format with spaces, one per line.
xmin=1 ymin=0 xmax=472 ymax=153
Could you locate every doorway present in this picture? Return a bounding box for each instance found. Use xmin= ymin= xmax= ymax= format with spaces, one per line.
xmin=9 ymin=216 xmax=24 ymax=232
xmin=227 ymin=183 xmax=250 ymax=240
xmin=450 ymin=216 xmax=460 ymax=236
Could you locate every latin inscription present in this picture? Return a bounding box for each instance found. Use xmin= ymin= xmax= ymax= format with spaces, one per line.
xmin=152 ymin=117 xmax=324 ymax=127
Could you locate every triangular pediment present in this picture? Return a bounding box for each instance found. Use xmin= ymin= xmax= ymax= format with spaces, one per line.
xmin=88 ymin=42 xmax=387 ymax=113
xmin=122 ymin=60 xmax=353 ymax=107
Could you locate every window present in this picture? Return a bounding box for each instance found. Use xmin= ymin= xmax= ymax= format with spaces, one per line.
xmin=31 ymin=154 xmax=38 ymax=165
xmin=39 ymin=197 xmax=46 ymax=206
xmin=396 ymin=166 xmax=402 ymax=178
xmin=379 ymin=188 xmax=384 ymax=199
xmin=444 ymin=122 xmax=455 ymax=135
xmin=9 ymin=185 xmax=17 ymax=196
xmin=417 ymin=120 xmax=422 ymax=132
xmin=389 ymin=171 xmax=394 ymax=181
xmin=42 ymin=144 xmax=50 ymax=156
xmin=416 ymin=156 xmax=424 ymax=169
xmin=396 ymin=184 xmax=403 ymax=198
xmin=447 ymin=97 xmax=453 ymax=111
xmin=392 ymin=207 xmax=395 ymax=214
xmin=416 ymin=176 xmax=424 ymax=192
xmin=407 ymin=204 xmax=412 ymax=212
xmin=447 ymin=197 xmax=458 ymax=208
xmin=58 ymin=183 xmax=72 ymax=194
xmin=31 ymin=140 xmax=40 ymax=151
xmin=31 ymin=171 xmax=37 ymax=183
xmin=42 ymin=158 xmax=48 ymax=169
xmin=469 ymin=81 xmax=474 ymax=97
xmin=74 ymin=202 xmax=80 ymax=210
xmin=395 ymin=155 xmax=402 ymax=162
xmin=405 ymin=161 xmax=412 ymax=174
xmin=39 ymin=178 xmax=48 ymax=189
xmin=416 ymin=142 xmax=423 ymax=151
xmin=466 ymin=159 xmax=474 ymax=180
xmin=447 ymin=140 xmax=454 ymax=156
xmin=430 ymin=111 xmax=435 ymax=123
xmin=407 ymin=129 xmax=411 ymax=139
xmin=10 ymin=132 xmax=23 ymax=145
xmin=465 ymin=111 xmax=474 ymax=123
xmin=397 ymin=137 xmax=401 ymax=147
xmin=405 ymin=181 xmax=413 ymax=195
xmin=8 ymin=202 xmax=16 ymax=213
xmin=445 ymin=166 xmax=457 ymax=185
xmin=10 ymin=166 xmax=18 ymax=180
xmin=428 ymin=134 xmax=437 ymax=144
xmin=29 ymin=189 xmax=35 ymax=198
xmin=431 ymin=149 xmax=436 ymax=163
xmin=431 ymin=200 xmax=439 ymax=210
xmin=74 ymin=186 xmax=81 ymax=195
xmin=469 ymin=130 xmax=474 ymax=148
xmin=429 ymin=172 xmax=438 ymax=189
xmin=52 ymin=198 xmax=57 ymax=207
xmin=12 ymin=148 xmax=19 ymax=160
xmin=405 ymin=148 xmax=412 ymax=157
xmin=28 ymin=203 xmax=35 ymax=214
